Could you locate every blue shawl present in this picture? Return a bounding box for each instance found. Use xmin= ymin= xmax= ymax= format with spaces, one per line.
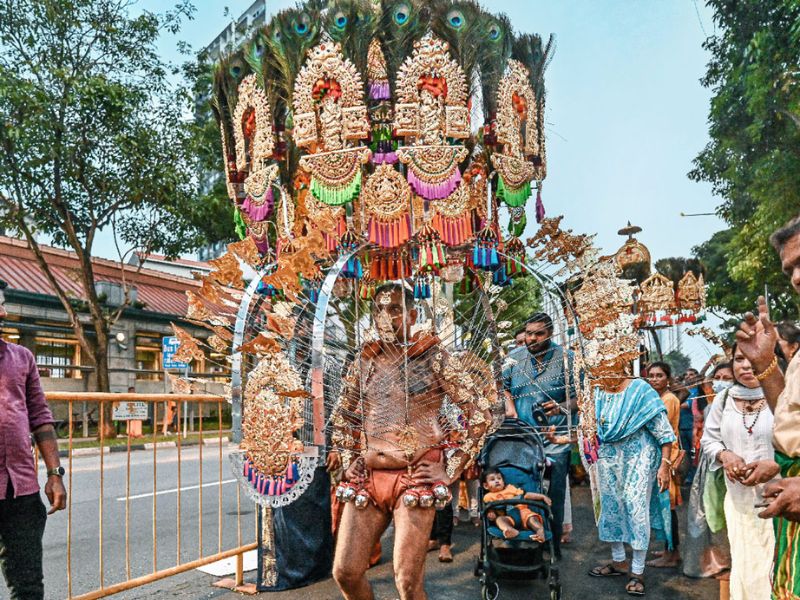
xmin=595 ymin=378 xmax=666 ymax=443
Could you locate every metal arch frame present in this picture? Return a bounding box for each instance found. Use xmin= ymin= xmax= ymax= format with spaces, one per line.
xmin=230 ymin=263 xmax=275 ymax=444
xmin=231 ymin=246 xmax=587 ymax=447
xmin=309 ymin=243 xmax=370 ymax=447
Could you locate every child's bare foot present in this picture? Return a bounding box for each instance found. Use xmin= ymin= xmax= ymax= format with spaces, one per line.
xmin=502 ymin=526 xmax=520 ymax=539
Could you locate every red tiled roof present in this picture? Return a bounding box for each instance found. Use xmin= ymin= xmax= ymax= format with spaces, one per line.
xmin=135 ymin=252 xmax=211 ymax=269
xmin=0 ymin=236 xmax=199 ymax=317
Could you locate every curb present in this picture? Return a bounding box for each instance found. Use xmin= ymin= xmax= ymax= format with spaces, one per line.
xmin=57 ymin=436 xmax=231 ymax=459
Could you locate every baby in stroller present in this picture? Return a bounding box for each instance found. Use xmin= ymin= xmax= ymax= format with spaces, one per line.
xmin=482 ymin=469 xmax=550 ymax=541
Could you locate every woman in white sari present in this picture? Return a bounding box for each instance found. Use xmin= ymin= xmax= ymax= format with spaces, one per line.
xmin=701 ymin=344 xmax=775 ymax=600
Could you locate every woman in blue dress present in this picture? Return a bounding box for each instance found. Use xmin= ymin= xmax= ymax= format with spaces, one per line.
xmin=588 ymin=374 xmax=675 ymax=596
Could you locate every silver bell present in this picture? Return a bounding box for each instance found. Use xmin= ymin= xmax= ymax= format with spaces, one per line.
xmin=434 ymin=498 xmax=449 ymax=510
xmin=335 ymin=483 xmax=347 ymax=501
xmin=354 ymin=490 xmax=370 ymax=509
xmin=432 ymin=482 xmax=450 ymax=501
xmin=402 ymin=490 xmax=419 ymax=508
xmin=418 ymin=491 xmax=435 ymax=508
xmin=341 ymin=484 xmax=357 ymax=503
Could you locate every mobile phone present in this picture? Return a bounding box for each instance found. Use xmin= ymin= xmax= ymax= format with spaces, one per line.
xmin=531 ymin=407 xmax=548 ymax=427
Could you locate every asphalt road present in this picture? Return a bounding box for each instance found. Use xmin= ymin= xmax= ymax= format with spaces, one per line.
xmin=82 ymin=484 xmax=720 ymax=600
xmin=29 ymin=444 xmax=256 ymax=600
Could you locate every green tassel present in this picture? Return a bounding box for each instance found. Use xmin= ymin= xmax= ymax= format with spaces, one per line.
xmin=311 ymin=170 xmax=362 ymax=206
xmin=508 ymin=212 xmax=527 ymax=237
xmin=496 ymin=176 xmax=532 ymax=208
xmin=233 ymin=207 xmax=247 ymax=240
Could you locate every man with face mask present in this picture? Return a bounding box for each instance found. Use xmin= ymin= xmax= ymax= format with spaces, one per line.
xmin=0 ymin=280 xmax=67 ymax=599
xmin=330 ymin=283 xmax=492 ymax=600
xmin=502 ymin=312 xmax=577 ymax=560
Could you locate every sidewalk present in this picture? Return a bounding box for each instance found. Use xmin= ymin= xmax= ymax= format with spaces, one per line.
xmin=57 ymin=431 xmax=231 ymax=458
xmin=115 ymin=486 xmax=719 ymax=600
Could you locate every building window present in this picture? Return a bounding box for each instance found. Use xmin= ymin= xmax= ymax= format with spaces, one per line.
xmin=35 ymin=337 xmax=79 ymax=379
xmin=135 ymin=333 xmax=163 ymax=381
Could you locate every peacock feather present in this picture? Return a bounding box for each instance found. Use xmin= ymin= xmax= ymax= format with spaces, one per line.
xmin=264 ymin=3 xmax=323 ymax=110
xmin=324 ymin=0 xmax=379 ymax=85
xmin=213 ymin=52 xmax=251 ymax=166
xmin=378 ymin=0 xmax=428 ymax=92
xmin=430 ymin=0 xmax=484 ymax=97
xmin=477 ymin=11 xmax=512 ymax=120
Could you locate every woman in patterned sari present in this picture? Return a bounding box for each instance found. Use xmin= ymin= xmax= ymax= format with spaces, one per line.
xmin=588 ymin=374 xmax=675 ymax=596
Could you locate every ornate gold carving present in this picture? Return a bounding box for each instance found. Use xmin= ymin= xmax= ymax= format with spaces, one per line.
xmin=639 ymin=272 xmax=676 ymax=314
xmin=677 ymin=272 xmax=705 ymax=312
xmin=615 ymin=238 xmax=652 ymax=270
xmin=242 ymin=352 xmax=305 ymax=477
xmin=495 ymin=60 xmax=538 ymax=158
xmin=299 ymin=147 xmax=371 ymax=188
xmin=233 ymin=74 xmax=275 ymax=172
xmin=397 ymin=145 xmax=468 ymax=185
xmin=362 ymin=164 xmax=411 ymax=221
xmin=394 ymin=34 xmax=469 ymax=143
xmin=490 ymin=154 xmax=535 ymax=189
xmin=293 ymin=42 xmax=370 ymax=152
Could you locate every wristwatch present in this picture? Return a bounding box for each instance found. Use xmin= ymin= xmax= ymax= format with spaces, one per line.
xmin=47 ymin=466 xmax=65 ymax=478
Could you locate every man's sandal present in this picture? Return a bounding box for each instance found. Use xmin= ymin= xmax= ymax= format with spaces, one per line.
xmin=626 ymin=576 xmax=645 ymax=596
xmin=588 ymin=563 xmax=627 ymax=577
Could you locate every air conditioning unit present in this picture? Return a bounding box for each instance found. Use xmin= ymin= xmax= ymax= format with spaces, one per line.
xmin=95 ymin=281 xmax=137 ymax=307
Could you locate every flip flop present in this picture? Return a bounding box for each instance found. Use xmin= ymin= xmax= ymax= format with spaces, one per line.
xmin=588 ymin=563 xmax=627 ymax=577
xmin=626 ymin=576 xmax=645 ymax=596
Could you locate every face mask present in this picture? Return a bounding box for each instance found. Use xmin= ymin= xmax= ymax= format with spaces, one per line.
xmin=712 ymin=380 xmax=733 ymax=394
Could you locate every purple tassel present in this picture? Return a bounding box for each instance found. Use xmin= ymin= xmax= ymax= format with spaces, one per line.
xmin=253 ymin=236 xmax=270 ymax=255
xmin=240 ymin=187 xmax=275 ymax=221
xmin=535 ymin=188 xmax=545 ymax=223
xmin=372 ymin=151 xmax=398 ymax=165
xmin=368 ymin=81 xmax=391 ymax=100
xmin=407 ymin=168 xmax=461 ymax=200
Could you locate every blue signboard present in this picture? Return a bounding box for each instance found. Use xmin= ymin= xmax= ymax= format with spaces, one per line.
xmin=162 ymin=336 xmax=188 ymax=370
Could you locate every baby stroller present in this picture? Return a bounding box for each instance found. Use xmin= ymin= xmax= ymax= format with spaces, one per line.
xmin=474 ymin=416 xmax=561 ymax=600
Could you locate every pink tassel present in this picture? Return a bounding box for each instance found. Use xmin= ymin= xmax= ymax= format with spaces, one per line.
xmin=241 ymin=187 xmax=274 ymax=221
xmin=407 ymin=168 xmax=461 ymax=200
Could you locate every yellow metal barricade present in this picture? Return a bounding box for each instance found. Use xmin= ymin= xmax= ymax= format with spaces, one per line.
xmin=45 ymin=393 xmax=257 ymax=600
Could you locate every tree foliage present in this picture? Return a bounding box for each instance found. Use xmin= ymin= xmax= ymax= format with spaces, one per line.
xmin=690 ymin=0 xmax=800 ymax=320
xmin=0 ymin=0 xmax=231 ymax=406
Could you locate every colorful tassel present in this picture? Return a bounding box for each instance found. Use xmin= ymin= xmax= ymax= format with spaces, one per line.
xmin=406 ymin=168 xmax=462 ymax=201
xmin=311 ymin=170 xmax=362 ymax=206
xmin=535 ymin=186 xmax=545 ymax=223
xmin=233 ymin=207 xmax=247 ymax=240
xmin=414 ymin=224 xmax=447 ymax=270
xmin=240 ymin=187 xmax=275 ymax=221
xmin=338 ymin=229 xmax=363 ymax=279
xmin=496 ymin=175 xmax=532 ymax=208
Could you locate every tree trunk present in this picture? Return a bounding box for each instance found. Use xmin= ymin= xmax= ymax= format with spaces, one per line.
xmin=93 ymin=330 xmax=117 ymax=440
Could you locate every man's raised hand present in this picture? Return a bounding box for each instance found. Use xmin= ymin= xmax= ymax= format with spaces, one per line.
xmin=736 ymin=296 xmax=778 ymax=372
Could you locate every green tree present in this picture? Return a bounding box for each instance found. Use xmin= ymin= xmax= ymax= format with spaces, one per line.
xmin=663 ymin=349 xmax=691 ymax=378
xmin=0 ymin=0 xmax=231 ymax=433
xmin=690 ymin=0 xmax=800 ymax=320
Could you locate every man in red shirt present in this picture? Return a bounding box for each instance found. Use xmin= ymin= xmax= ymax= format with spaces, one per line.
xmin=0 ymin=280 xmax=66 ymax=599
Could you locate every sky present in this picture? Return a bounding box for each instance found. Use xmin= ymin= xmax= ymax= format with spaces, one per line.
xmin=121 ymin=0 xmax=724 ymax=366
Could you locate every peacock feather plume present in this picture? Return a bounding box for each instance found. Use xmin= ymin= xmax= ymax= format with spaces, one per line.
xmin=378 ymin=0 xmax=428 ymax=92
xmin=263 ymin=2 xmax=323 ymax=110
xmin=323 ymin=0 xmax=379 ymax=94
xmin=430 ymin=0 xmax=485 ymax=97
xmin=477 ymin=11 xmax=512 ymax=120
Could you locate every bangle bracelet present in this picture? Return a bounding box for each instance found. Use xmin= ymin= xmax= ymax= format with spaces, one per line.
xmin=756 ymin=355 xmax=779 ymax=381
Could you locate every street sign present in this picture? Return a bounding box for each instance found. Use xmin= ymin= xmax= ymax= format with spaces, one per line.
xmin=162 ymin=336 xmax=188 ymax=370
xmin=112 ymin=401 xmax=149 ymax=421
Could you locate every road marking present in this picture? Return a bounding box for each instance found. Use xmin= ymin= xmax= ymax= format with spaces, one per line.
xmin=116 ymin=479 xmax=236 ymax=501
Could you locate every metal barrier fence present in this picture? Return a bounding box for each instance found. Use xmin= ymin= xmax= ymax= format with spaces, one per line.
xmin=45 ymin=392 xmax=257 ymax=600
